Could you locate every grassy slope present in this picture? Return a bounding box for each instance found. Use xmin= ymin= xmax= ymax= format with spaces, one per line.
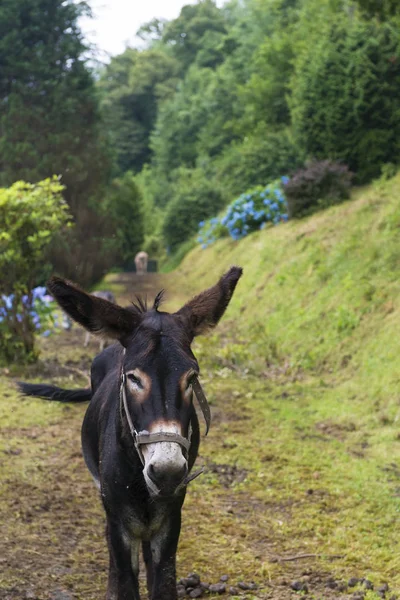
xmin=170 ymin=174 xmax=400 ymax=590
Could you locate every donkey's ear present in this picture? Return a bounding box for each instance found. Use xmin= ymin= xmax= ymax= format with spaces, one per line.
xmin=47 ymin=277 xmax=140 ymax=343
xmin=176 ymin=266 xmax=243 ymax=337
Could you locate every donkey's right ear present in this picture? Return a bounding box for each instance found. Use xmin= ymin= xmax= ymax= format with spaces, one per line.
xmin=47 ymin=277 xmax=140 ymax=343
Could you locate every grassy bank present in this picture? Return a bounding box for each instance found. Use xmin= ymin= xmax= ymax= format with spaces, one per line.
xmin=171 ymin=173 xmax=400 ymax=591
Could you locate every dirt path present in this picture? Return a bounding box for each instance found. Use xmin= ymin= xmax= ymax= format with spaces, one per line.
xmin=0 ymin=273 xmax=393 ymax=600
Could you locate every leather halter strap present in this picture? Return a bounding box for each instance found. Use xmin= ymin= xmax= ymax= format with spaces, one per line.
xmin=119 ymin=364 xmax=211 ymax=467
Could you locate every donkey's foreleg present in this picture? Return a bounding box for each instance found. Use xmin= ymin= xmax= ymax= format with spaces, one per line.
xmin=84 ymin=331 xmax=90 ymax=347
xmin=142 ymin=541 xmax=154 ymax=597
xmin=106 ymin=519 xmax=141 ymax=600
xmin=150 ymin=509 xmax=181 ymax=600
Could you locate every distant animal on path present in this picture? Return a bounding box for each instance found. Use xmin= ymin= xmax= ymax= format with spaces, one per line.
xmin=18 ymin=266 xmax=243 ymax=600
xmin=135 ymin=251 xmax=148 ymax=275
xmin=83 ymin=290 xmax=116 ymax=351
xmin=60 ymin=290 xmax=116 ymax=352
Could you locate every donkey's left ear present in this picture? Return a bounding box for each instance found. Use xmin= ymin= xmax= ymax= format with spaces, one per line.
xmin=47 ymin=276 xmax=140 ymax=343
xmin=176 ymin=266 xmax=243 ymax=337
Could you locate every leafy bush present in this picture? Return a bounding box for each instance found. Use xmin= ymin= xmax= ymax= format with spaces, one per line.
xmin=198 ymin=178 xmax=289 ymax=247
xmin=0 ymin=177 xmax=71 ymax=363
xmin=162 ymin=169 xmax=224 ymax=250
xmin=213 ymin=128 xmax=303 ymax=201
xmin=283 ymin=161 xmax=353 ymax=218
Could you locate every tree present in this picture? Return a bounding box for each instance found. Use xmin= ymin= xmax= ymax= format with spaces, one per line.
xmin=162 ymin=0 xmax=229 ymax=74
xmin=98 ymin=48 xmax=180 ymax=173
xmin=0 ymin=0 xmax=110 ymax=206
xmin=290 ymin=16 xmax=400 ymax=182
xmin=355 ymin=0 xmax=399 ymax=20
xmin=102 ymin=172 xmax=144 ymax=268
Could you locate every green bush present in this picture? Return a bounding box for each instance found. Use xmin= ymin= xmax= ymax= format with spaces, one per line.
xmin=290 ymin=18 xmax=400 ymax=183
xmin=162 ymin=169 xmax=224 ymax=251
xmin=284 ymin=161 xmax=353 ymax=218
xmin=101 ymin=172 xmax=144 ymax=268
xmin=213 ymin=127 xmax=303 ymax=201
xmin=0 ymin=177 xmax=71 ymax=363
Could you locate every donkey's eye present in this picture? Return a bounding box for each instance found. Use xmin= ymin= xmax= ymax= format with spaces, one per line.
xmin=127 ymin=373 xmax=143 ymax=389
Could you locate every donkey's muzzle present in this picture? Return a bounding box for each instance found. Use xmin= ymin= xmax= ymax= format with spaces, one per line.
xmin=147 ymin=461 xmax=188 ymax=496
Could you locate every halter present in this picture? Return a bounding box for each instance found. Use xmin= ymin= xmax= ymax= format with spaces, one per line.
xmin=119 ymin=357 xmax=211 ymax=469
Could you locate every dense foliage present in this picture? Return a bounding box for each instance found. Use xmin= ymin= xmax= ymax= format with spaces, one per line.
xmin=290 ymin=18 xmax=400 ymax=183
xmin=162 ymin=170 xmax=224 ymax=250
xmin=95 ymin=0 xmax=400 ymax=258
xmin=0 ymin=178 xmax=71 ymax=363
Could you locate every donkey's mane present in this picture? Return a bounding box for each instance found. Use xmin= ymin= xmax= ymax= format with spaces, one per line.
xmin=130 ymin=290 xmax=165 ymax=315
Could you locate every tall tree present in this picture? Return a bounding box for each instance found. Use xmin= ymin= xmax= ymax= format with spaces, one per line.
xmin=162 ymin=0 xmax=229 ymax=74
xmin=0 ymin=0 xmax=110 ymax=210
xmin=97 ymin=48 xmax=179 ymax=174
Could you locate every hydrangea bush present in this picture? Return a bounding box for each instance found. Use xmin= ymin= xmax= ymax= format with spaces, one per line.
xmin=198 ymin=177 xmax=289 ymax=248
xmin=0 ymin=287 xmax=55 ymax=339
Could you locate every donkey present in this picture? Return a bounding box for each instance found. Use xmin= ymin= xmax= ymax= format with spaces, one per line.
xmin=135 ymin=251 xmax=148 ymax=276
xmin=83 ymin=290 xmax=116 ymax=351
xmin=18 ymin=266 xmax=242 ymax=600
xmin=62 ymin=290 xmax=116 ymax=352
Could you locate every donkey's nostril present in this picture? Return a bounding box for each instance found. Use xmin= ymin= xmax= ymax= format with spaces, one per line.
xmin=147 ymin=461 xmax=188 ymax=491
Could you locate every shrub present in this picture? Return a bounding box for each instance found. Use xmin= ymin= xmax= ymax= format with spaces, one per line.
xmin=162 ymin=169 xmax=224 ymax=250
xmin=198 ymin=177 xmax=289 ymax=247
xmin=0 ymin=177 xmax=71 ymax=364
xmin=213 ymin=128 xmax=303 ymax=201
xmin=283 ymin=161 xmax=353 ymax=218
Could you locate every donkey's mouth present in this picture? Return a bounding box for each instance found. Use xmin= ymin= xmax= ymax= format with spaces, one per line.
xmin=144 ymin=467 xmax=205 ymax=499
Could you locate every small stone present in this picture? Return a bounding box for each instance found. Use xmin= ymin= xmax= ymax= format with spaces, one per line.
xmin=352 ymin=593 xmax=365 ymax=600
xmin=229 ymin=588 xmax=239 ymax=595
xmin=238 ymin=582 xmax=250 ymax=590
xmin=49 ymin=591 xmax=74 ymax=600
xmin=177 ymin=585 xmax=186 ymax=593
xmin=326 ymin=580 xmax=338 ymax=590
xmin=220 ymin=575 xmax=229 ymax=582
xmin=378 ymin=584 xmax=390 ymax=594
xmin=248 ymin=583 xmax=258 ymax=590
xmin=337 ymin=583 xmax=348 ymax=592
xmin=25 ymin=592 xmax=36 ymax=600
xmin=190 ymin=589 xmax=203 ymax=599
xmin=187 ymin=574 xmax=201 ymax=587
xmin=291 ymin=581 xmax=308 ymax=593
xmin=180 ymin=578 xmax=189 ymax=587
xmin=362 ymin=580 xmax=374 ymax=590
xmin=200 ymin=583 xmax=210 ymax=591
xmin=348 ymin=578 xmax=360 ymax=588
xmin=209 ymin=583 xmax=226 ymax=594
xmin=177 ymin=588 xmax=186 ymax=598
xmin=389 ymin=595 xmax=398 ymax=600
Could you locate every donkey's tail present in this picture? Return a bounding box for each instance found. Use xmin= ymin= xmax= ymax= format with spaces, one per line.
xmin=17 ymin=382 xmax=92 ymax=403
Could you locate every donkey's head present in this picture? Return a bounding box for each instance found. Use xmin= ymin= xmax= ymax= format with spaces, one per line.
xmin=47 ymin=267 xmax=242 ymax=497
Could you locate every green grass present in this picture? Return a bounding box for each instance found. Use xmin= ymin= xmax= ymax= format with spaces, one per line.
xmin=173 ymin=173 xmax=400 ymax=589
